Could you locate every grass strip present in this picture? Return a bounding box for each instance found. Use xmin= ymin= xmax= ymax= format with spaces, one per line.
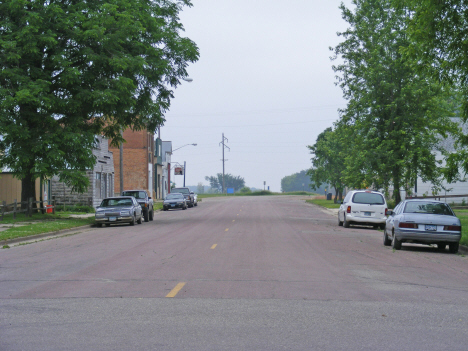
xmin=0 ymin=217 xmax=95 ymax=242
xmin=454 ymin=211 xmax=468 ymax=246
xmin=306 ymin=199 xmax=341 ymax=209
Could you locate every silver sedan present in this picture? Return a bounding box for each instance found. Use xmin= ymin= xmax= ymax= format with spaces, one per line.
xmin=95 ymin=196 xmax=143 ymax=227
xmin=384 ymin=199 xmax=461 ymax=253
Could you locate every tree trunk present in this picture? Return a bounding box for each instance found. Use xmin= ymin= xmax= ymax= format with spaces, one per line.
xmin=393 ymin=169 xmax=402 ymax=205
xmin=21 ymin=172 xmax=36 ymax=210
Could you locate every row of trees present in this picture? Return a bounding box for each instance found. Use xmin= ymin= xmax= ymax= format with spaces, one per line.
xmin=0 ymin=0 xmax=199 ymax=204
xmin=308 ymin=0 xmax=467 ymax=204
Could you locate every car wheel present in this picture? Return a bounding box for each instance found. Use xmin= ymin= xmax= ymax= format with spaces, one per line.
xmin=195 ymin=202 xmax=198 ymax=206
xmin=379 ymin=223 xmax=385 ymax=230
xmin=97 ymin=223 xmax=103 ymax=228
xmin=449 ymin=242 xmax=459 ymax=254
xmin=437 ymin=243 xmax=446 ymax=251
xmin=144 ymin=211 xmax=149 ymax=222
xmin=137 ymin=215 xmax=142 ymax=224
xmin=338 ymin=213 xmax=343 ymax=226
xmin=105 ymin=223 xmax=110 ymax=227
xmin=183 ymin=205 xmax=187 ymax=210
xmin=383 ymin=227 xmax=391 ymax=246
xmin=343 ymin=214 xmax=350 ymax=228
xmin=392 ymin=231 xmax=402 ymax=250
xmin=130 ymin=214 xmax=135 ymax=226
xmin=149 ymin=210 xmax=154 ymax=221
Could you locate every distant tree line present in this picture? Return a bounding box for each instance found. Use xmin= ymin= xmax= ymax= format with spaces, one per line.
xmin=281 ymin=170 xmax=326 ymax=193
xmin=308 ymin=0 xmax=465 ymax=204
xmin=205 ymin=174 xmax=245 ymax=193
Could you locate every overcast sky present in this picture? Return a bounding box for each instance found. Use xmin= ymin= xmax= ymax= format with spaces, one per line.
xmin=162 ymin=0 xmax=351 ymax=192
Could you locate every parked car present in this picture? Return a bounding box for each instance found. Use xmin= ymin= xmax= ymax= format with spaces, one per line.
xmin=121 ymin=190 xmax=154 ymax=222
xmin=384 ymin=199 xmax=461 ymax=253
xmin=193 ymin=193 xmax=198 ymax=206
xmin=163 ymin=193 xmax=187 ymax=211
xmin=171 ymin=187 xmax=195 ymax=207
xmin=338 ymin=190 xmax=387 ymax=229
xmin=95 ymin=196 xmax=143 ymax=227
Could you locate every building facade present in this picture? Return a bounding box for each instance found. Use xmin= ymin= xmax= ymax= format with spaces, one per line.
xmin=109 ymin=129 xmax=155 ymax=197
xmin=50 ymin=135 xmax=115 ymax=208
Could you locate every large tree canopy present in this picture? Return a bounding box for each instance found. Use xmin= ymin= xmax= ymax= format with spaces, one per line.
xmin=0 ymin=0 xmax=199 ymax=203
xmin=331 ymin=0 xmax=456 ymax=203
xmin=395 ymin=0 xmax=468 ymax=180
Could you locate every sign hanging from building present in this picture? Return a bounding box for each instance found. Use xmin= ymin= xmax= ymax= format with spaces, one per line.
xmin=174 ymin=167 xmax=184 ymax=175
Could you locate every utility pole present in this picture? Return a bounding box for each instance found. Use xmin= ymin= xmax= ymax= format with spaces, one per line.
xmin=219 ymin=133 xmax=230 ymax=194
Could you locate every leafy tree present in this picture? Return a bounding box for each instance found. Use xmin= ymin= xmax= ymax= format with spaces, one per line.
xmin=394 ymin=0 xmax=468 ymax=180
xmin=307 ymin=127 xmax=346 ymax=202
xmin=331 ymin=0 xmax=456 ymax=203
xmin=280 ymin=170 xmax=315 ymax=193
xmin=205 ymin=173 xmax=245 ymax=193
xmin=0 ymin=0 xmax=199 ymax=205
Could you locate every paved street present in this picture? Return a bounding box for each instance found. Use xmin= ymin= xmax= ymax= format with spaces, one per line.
xmin=1 ymin=196 xmax=468 ymax=350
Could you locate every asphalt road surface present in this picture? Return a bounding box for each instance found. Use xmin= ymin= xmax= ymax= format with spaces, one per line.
xmin=1 ymin=196 xmax=468 ymax=350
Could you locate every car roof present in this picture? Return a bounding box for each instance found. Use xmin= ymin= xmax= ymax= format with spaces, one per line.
xmin=403 ymin=199 xmax=447 ymax=204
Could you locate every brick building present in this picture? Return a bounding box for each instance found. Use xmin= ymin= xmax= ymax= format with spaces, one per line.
xmin=109 ymin=128 xmax=155 ymax=197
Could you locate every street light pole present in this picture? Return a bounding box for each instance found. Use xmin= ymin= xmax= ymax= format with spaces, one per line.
xmin=184 ymin=161 xmax=186 ymax=187
xmin=172 ymin=143 xmax=197 ymax=187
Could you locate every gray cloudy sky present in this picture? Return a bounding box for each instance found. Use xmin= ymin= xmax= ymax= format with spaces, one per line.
xmin=162 ymin=0 xmax=351 ymax=192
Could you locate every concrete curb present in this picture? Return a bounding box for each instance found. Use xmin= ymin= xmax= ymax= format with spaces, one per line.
xmin=0 ymin=225 xmax=95 ymax=246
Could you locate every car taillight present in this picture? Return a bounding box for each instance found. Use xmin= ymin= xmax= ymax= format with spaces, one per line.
xmin=399 ymin=222 xmax=418 ymax=229
xmin=347 ymin=206 xmax=351 ymax=214
xmin=385 ymin=208 xmax=388 ymax=216
xmin=444 ymin=225 xmax=461 ymax=231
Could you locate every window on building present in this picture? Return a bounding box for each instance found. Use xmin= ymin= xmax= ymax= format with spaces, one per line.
xmin=103 ymin=174 xmax=107 ymax=199
xmin=96 ymin=172 xmax=101 ymax=198
xmin=108 ymin=175 xmax=113 ymax=197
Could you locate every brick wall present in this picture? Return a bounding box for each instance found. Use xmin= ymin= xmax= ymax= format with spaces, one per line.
xmin=109 ymin=128 xmax=155 ymax=196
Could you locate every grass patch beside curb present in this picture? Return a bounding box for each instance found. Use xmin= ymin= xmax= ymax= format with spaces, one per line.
xmin=0 ymin=217 xmax=95 ymax=242
xmin=306 ymin=199 xmax=341 ymax=209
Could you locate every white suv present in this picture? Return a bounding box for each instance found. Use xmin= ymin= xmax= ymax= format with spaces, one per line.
xmin=338 ymin=190 xmax=388 ymax=229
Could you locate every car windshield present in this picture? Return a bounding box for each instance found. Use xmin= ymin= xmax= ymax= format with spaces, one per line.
xmin=99 ymin=198 xmax=133 ymax=207
xmin=404 ymin=202 xmax=454 ymax=216
xmin=172 ymin=188 xmax=189 ymax=194
xmin=166 ymin=194 xmax=183 ymax=200
xmin=121 ymin=191 xmax=146 ymax=199
xmin=352 ymin=192 xmax=385 ymax=205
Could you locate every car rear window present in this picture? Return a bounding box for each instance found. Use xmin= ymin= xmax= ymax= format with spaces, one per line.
xmin=172 ymin=188 xmax=189 ymax=194
xmin=404 ymin=202 xmax=454 ymax=216
xmin=352 ymin=192 xmax=385 ymax=205
xmin=122 ymin=191 xmax=146 ymax=199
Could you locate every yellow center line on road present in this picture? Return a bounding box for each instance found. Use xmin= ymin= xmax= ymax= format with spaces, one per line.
xmin=225 ymin=228 xmax=229 ymax=232
xmin=211 ymin=244 xmax=217 ymax=249
xmin=166 ymin=282 xmax=186 ymax=298
xmin=232 ymin=220 xmax=235 ymax=222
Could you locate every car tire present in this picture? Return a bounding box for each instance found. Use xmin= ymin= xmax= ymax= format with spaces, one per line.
xmin=338 ymin=214 xmax=343 ymax=227
xmin=149 ymin=209 xmax=154 ymax=221
xmin=105 ymin=223 xmax=110 ymax=227
xmin=383 ymin=227 xmax=391 ymax=246
xmin=379 ymin=224 xmax=385 ymax=230
xmin=183 ymin=205 xmax=187 ymax=210
xmin=437 ymin=243 xmax=446 ymax=251
xmin=343 ymin=214 xmax=350 ymax=228
xmin=195 ymin=202 xmax=198 ymax=207
xmin=144 ymin=211 xmax=149 ymax=222
xmin=449 ymin=242 xmax=459 ymax=254
xmin=130 ymin=214 xmax=135 ymax=226
xmin=97 ymin=223 xmax=103 ymax=228
xmin=137 ymin=215 xmax=142 ymax=224
xmin=392 ymin=232 xmax=402 ymax=250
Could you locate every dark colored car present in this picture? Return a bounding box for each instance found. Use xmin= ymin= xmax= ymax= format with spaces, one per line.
xmin=171 ymin=187 xmax=195 ymax=208
xmin=95 ymin=196 xmax=143 ymax=227
xmin=121 ymin=190 xmax=154 ymax=222
xmin=384 ymin=199 xmax=461 ymax=253
xmin=163 ymin=193 xmax=187 ymax=211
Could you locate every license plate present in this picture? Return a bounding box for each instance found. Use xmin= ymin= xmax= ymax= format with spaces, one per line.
xmin=364 ymin=212 xmax=371 ymax=216
xmin=171 ymin=204 xmax=175 ymax=207
xmin=109 ymin=217 xmax=116 ymax=222
xmin=425 ymin=224 xmax=437 ymax=231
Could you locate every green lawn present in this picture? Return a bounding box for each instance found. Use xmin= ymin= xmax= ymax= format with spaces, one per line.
xmin=306 ymin=199 xmax=341 ymax=209
xmin=0 ymin=216 xmax=95 ymax=242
